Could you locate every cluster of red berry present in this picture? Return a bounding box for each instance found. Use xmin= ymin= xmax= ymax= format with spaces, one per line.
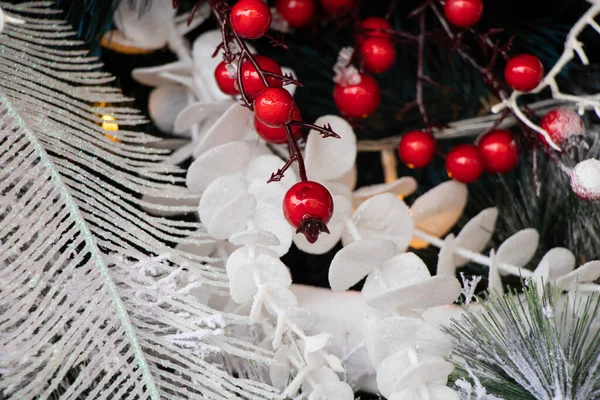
xmin=212 ymin=0 xmax=335 ymax=243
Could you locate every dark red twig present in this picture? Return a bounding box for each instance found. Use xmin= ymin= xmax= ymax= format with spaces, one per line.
xmin=416 ymin=13 xmax=431 ymax=130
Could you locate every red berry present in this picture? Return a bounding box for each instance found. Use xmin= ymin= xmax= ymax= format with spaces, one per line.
xmin=319 ymin=0 xmax=354 ymax=14
xmin=539 ymin=108 xmax=586 ymax=148
xmin=333 ymin=73 xmax=380 ymax=119
xmin=359 ymin=17 xmax=392 ymax=44
xmin=275 ymin=0 xmax=316 ymax=28
xmin=241 ymin=55 xmax=283 ymax=99
xmin=443 ymin=0 xmax=483 ymax=29
xmin=283 ymin=181 xmax=334 ymax=244
xmin=477 ymin=130 xmax=519 ymax=173
xmin=214 ymin=61 xmax=239 ymax=96
xmin=504 ymin=54 xmax=544 ymax=92
xmin=446 ymin=144 xmax=483 ymax=183
xmin=254 ymin=87 xmax=295 ymax=127
xmin=360 ymin=37 xmax=396 ymax=74
xmin=231 ymin=0 xmax=272 ymax=39
xmin=398 ymin=130 xmax=436 ymax=168
xmin=255 ymin=107 xmax=302 ymax=143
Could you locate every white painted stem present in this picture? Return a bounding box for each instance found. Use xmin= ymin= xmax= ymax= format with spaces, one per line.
xmin=413 ymin=228 xmax=533 ymax=278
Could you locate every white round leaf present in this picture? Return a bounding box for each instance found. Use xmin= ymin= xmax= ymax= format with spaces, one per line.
xmin=226 ymin=246 xmax=292 ymax=303
xmin=305 ymin=115 xmax=357 ymax=181
xmin=411 ymin=181 xmax=468 ymax=248
xmin=436 ymin=234 xmax=456 ymax=276
xmin=353 ymin=177 xmax=418 ymax=207
xmin=536 ymin=248 xmax=576 ymax=280
xmin=304 ymin=333 xmax=333 ymax=353
xmin=294 ymin=195 xmax=351 ymax=255
xmin=207 ymin=193 xmax=255 ymax=240
xmin=174 ymin=100 xmax=234 ymax=134
xmin=199 ymin=174 xmax=247 ymax=227
xmin=324 ymin=181 xmax=353 ymax=201
xmin=246 ymin=155 xmax=298 ymax=190
xmin=252 ymin=206 xmax=293 ymax=256
xmin=329 ymin=240 xmax=397 ymax=292
xmin=377 ymin=351 xmax=454 ymax=398
xmin=191 ymin=30 xmax=233 ymax=102
xmin=496 ymin=228 xmax=539 ymax=276
xmin=192 ymin=103 xmax=254 ymax=158
xmin=453 ymin=208 xmax=498 ymax=266
xmin=346 ymin=193 xmax=414 ymax=252
xmin=308 ymin=382 xmax=354 ymax=400
xmin=364 ymin=275 xmax=461 ymax=310
xmin=363 ymin=315 xmax=454 ymax=368
xmin=488 ymin=249 xmax=503 ymax=295
xmin=389 ymin=385 xmax=460 ymax=400
xmin=270 ymin=346 xmax=291 ymax=390
xmin=286 ymin=308 xmax=319 ymax=331
xmin=555 ymin=261 xmax=600 ymax=291
xmin=338 ymin=164 xmax=357 ymax=191
xmin=113 ymin=1 xmax=175 ymax=50
xmin=247 ymin=180 xmax=286 ymax=210
xmin=132 ymin=60 xmax=193 ymax=87
xmin=264 ymin=284 xmax=298 ymax=315
xmin=229 ymin=230 xmax=280 ymax=248
xmin=186 ymin=141 xmax=251 ymax=193
xmin=148 ymin=85 xmax=189 ymax=134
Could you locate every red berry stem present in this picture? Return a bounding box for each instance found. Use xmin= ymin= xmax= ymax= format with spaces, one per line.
xmin=268 ymin=124 xmax=308 ymax=183
xmin=416 ymin=13 xmax=430 ymax=130
xmin=288 ymin=121 xmax=340 ymax=139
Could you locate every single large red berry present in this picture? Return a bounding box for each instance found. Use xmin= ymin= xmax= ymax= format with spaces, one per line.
xmin=254 ymin=87 xmax=295 ymax=127
xmin=319 ymin=0 xmax=354 ymax=14
xmin=231 ymin=0 xmax=272 ymax=39
xmin=359 ymin=17 xmax=392 ymax=43
xmin=477 ymin=130 xmax=519 ymax=173
xmin=283 ymin=181 xmax=334 ymax=244
xmin=504 ymin=54 xmax=544 ymax=92
xmin=398 ymin=130 xmax=436 ymax=168
xmin=446 ymin=144 xmax=483 ymax=183
xmin=255 ymin=106 xmax=302 ymax=143
xmin=214 ymin=61 xmax=239 ymax=96
xmin=275 ymin=0 xmax=316 ymax=28
xmin=539 ymin=108 xmax=586 ymax=148
xmin=241 ymin=55 xmax=283 ymax=99
xmin=443 ymin=0 xmax=483 ymax=29
xmin=333 ymin=73 xmax=380 ymax=119
xmin=360 ymin=37 xmax=396 ymax=74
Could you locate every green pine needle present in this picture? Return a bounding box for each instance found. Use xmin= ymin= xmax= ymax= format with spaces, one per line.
xmin=446 ymin=283 xmax=600 ymax=400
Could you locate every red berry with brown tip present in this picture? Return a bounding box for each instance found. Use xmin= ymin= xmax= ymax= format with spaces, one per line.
xmin=398 ymin=130 xmax=436 ymax=168
xmin=283 ymin=181 xmax=334 ymax=244
xmin=443 ymin=0 xmax=483 ymax=29
xmin=254 ymin=87 xmax=295 ymax=127
xmin=333 ymin=73 xmax=380 ymax=119
xmin=446 ymin=144 xmax=483 ymax=183
xmin=539 ymin=108 xmax=586 ymax=148
xmin=275 ymin=0 xmax=316 ymax=28
xmin=231 ymin=0 xmax=272 ymax=39
xmin=241 ymin=55 xmax=283 ymax=99
xmin=504 ymin=54 xmax=544 ymax=92
xmin=214 ymin=61 xmax=239 ymax=96
xmin=477 ymin=130 xmax=520 ymax=173
xmin=360 ymin=37 xmax=396 ymax=74
xmin=255 ymin=107 xmax=302 ymax=144
xmin=319 ymin=0 xmax=354 ymax=14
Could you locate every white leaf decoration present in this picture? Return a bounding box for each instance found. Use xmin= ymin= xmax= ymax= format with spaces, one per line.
xmin=226 ymin=246 xmax=292 ymax=303
xmin=191 ymin=103 xmax=254 ymax=158
xmin=329 ymin=240 xmax=398 ymax=291
xmin=555 ymin=261 xmax=600 ymax=291
xmin=304 ymin=333 xmax=333 ymax=353
xmin=132 ymin=60 xmax=193 ymax=87
xmin=174 ymin=100 xmax=234 ymax=134
xmin=488 ymin=249 xmax=504 ymax=295
xmin=264 ymin=284 xmax=299 ymax=316
xmin=352 ymin=177 xmax=418 ymax=207
xmin=207 ymin=193 xmax=256 ymax=240
xmin=0 ymin=7 xmax=280 ymax=399
xmin=410 ymin=181 xmax=468 ymax=248
xmin=536 ymin=248 xmax=576 ymax=280
xmin=229 ymin=230 xmax=281 ymax=247
xmin=246 ymin=155 xmax=298 ymax=189
xmin=363 ymin=315 xmax=454 ymax=368
xmin=198 ymin=174 xmax=247 ymax=227
xmin=305 ymin=115 xmax=357 ymax=181
xmin=186 ymin=141 xmax=252 ymax=193
xmin=376 ymin=350 xmax=454 ymax=398
xmin=270 ymin=345 xmax=292 ymax=390
xmin=338 ymin=164 xmax=358 ymax=191
xmin=453 ymin=207 xmax=498 ymax=266
xmin=436 ymin=234 xmax=456 ymax=276
xmin=113 ymin=0 xmax=176 ymax=50
xmin=148 ymin=85 xmax=190 ymax=134
xmin=308 ymin=382 xmax=354 ymax=400
xmin=324 ymin=354 xmax=346 ymax=373
xmin=496 ymin=228 xmax=539 ymax=276
xmin=388 ymin=385 xmax=460 ymax=400
xmin=344 ymin=193 xmax=414 ymax=252
xmin=295 ymin=195 xmax=352 ymax=255
xmin=287 ymin=308 xmax=319 ymax=331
